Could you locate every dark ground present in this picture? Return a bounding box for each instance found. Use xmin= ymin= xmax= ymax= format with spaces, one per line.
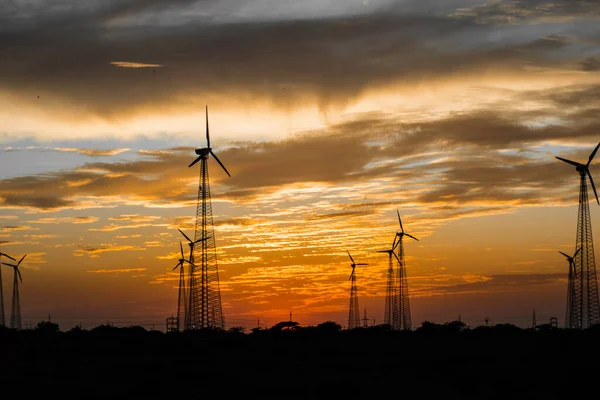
xmin=0 ymin=321 xmax=597 ymax=399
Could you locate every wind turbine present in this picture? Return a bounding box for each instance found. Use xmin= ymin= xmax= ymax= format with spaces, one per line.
xmin=392 ymin=210 xmax=419 ymax=250
xmin=176 ymin=229 xmax=211 ymax=329
xmin=173 ymin=242 xmax=189 ymax=331
xmin=347 ymin=250 xmax=367 ymax=330
xmin=0 ymin=251 xmax=15 ymax=327
xmin=178 ymin=228 xmax=211 ymax=265
xmin=560 ymin=247 xmax=582 ymax=329
xmin=1 ymin=254 xmax=26 ymax=330
xmin=556 ymin=142 xmax=600 ymax=329
xmin=378 ymin=247 xmax=402 ymax=328
xmin=186 ymin=105 xmax=230 ymax=330
xmin=392 ymin=210 xmax=417 ymax=331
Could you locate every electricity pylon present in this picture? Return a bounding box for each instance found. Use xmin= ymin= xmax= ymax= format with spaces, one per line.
xmin=347 ymin=250 xmax=367 ymax=330
xmin=392 ymin=210 xmax=418 ymax=331
xmin=556 ymin=142 xmax=600 ymax=329
xmin=186 ymin=106 xmax=230 ymax=330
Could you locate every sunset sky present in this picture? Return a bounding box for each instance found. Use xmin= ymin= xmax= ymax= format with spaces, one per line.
xmin=1 ymin=0 xmax=600 ymax=331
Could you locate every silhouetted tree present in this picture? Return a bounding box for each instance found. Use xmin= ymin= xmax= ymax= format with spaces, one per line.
xmin=35 ymin=320 xmax=60 ymax=333
xmin=316 ymin=321 xmax=342 ymax=333
xmin=228 ymin=326 xmax=245 ymax=334
xmin=269 ymin=321 xmax=300 ymax=332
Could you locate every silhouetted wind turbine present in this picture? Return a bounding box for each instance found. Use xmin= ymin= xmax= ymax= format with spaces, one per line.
xmin=178 ymin=228 xmax=211 ymax=265
xmin=347 ymin=250 xmax=367 ymax=330
xmin=556 ymin=142 xmax=600 ymax=205
xmin=186 ymin=105 xmax=230 ymax=330
xmin=188 ymin=105 xmax=231 ymax=177
xmin=556 ymin=142 xmax=600 ymax=329
xmin=378 ymin=247 xmax=401 ymax=327
xmin=176 ymin=229 xmax=211 ymax=330
xmin=0 ymin=251 xmax=15 ymax=327
xmin=1 ymin=254 xmax=26 ymax=330
xmin=391 ymin=210 xmax=417 ymax=331
xmin=560 ymin=247 xmax=582 ymax=329
xmin=173 ymin=241 xmax=188 ymax=332
xmin=392 ymin=210 xmax=419 ymax=250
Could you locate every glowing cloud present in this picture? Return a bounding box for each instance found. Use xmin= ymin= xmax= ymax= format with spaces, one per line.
xmin=110 ymin=61 xmax=162 ymax=68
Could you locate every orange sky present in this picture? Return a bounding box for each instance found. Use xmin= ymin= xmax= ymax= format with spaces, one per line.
xmin=1 ymin=0 xmax=600 ymax=330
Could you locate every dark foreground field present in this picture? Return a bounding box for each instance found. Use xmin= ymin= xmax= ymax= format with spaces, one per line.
xmin=1 ymin=321 xmax=598 ymax=399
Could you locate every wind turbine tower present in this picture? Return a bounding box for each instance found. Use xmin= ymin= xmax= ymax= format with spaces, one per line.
xmin=347 ymin=250 xmax=367 ymax=330
xmin=0 ymin=251 xmax=15 ymax=327
xmin=559 ymin=247 xmax=582 ymax=329
xmin=377 ymin=247 xmax=400 ymax=327
xmin=556 ymin=142 xmax=600 ymax=329
xmin=186 ymin=105 xmax=230 ymax=330
xmin=1 ymin=254 xmax=26 ymax=330
xmin=175 ymin=229 xmax=210 ymax=330
xmin=392 ymin=210 xmax=418 ymax=331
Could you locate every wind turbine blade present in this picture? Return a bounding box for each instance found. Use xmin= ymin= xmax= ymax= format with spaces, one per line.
xmin=555 ymin=156 xmax=582 ymax=168
xmin=1 ymin=262 xmax=16 ymax=267
xmin=397 ymin=210 xmax=404 ymax=233
xmin=180 ymin=241 xmax=184 ymax=259
xmin=392 ymin=252 xmax=402 ymax=266
xmin=558 ymin=251 xmax=570 ymax=258
xmin=173 ymin=262 xmax=181 ymax=271
xmin=183 ymin=260 xmax=198 ymax=268
xmin=17 ymin=254 xmax=26 ymax=266
xmin=210 ymin=150 xmax=231 ymax=177
xmin=17 ymin=267 xmax=22 ymax=283
xmin=574 ymin=247 xmax=582 ymax=257
xmin=588 ymin=142 xmax=600 ymax=166
xmin=357 ymin=263 xmax=368 ymax=265
xmin=0 ymin=252 xmax=15 ymax=261
xmin=188 ymin=156 xmax=202 ymax=168
xmin=376 ymin=250 xmax=392 ymax=253
xmin=178 ymin=229 xmax=192 ymax=244
xmin=194 ymin=236 xmax=211 ymax=244
xmin=588 ymin=170 xmax=599 ymax=205
xmin=206 ymin=105 xmax=210 ymax=149
xmin=405 ymin=233 xmax=420 ymax=241
xmin=346 ymin=250 xmax=355 ymax=264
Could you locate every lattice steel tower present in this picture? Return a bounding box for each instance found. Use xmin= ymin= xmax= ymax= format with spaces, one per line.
xmin=346 ymin=251 xmax=366 ymax=330
xmin=1 ymin=255 xmax=26 ymax=330
xmin=392 ymin=210 xmax=418 ymax=331
xmin=556 ymin=142 xmax=600 ymax=329
xmin=377 ymin=247 xmax=398 ymax=327
xmin=185 ymin=106 xmax=230 ymax=330
xmin=0 ymin=251 xmax=15 ymax=327
xmin=559 ymin=247 xmax=580 ymax=329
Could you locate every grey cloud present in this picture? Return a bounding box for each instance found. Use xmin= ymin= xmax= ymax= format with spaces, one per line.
xmin=0 ymin=1 xmax=587 ymax=118
xmin=452 ymin=0 xmax=600 ymax=25
xmin=580 ymin=56 xmax=600 ymax=71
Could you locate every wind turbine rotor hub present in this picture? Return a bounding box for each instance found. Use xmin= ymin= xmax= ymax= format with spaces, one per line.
xmin=195 ymin=148 xmax=210 ymax=156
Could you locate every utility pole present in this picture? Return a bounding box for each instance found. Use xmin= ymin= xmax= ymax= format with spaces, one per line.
xmin=362 ymin=308 xmax=368 ymax=328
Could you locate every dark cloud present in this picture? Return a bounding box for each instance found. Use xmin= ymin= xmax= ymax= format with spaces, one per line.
xmin=452 ymin=0 xmax=600 ymax=25
xmin=0 ymin=1 xmax=586 ymax=118
xmin=580 ymin=56 xmax=600 ymax=71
